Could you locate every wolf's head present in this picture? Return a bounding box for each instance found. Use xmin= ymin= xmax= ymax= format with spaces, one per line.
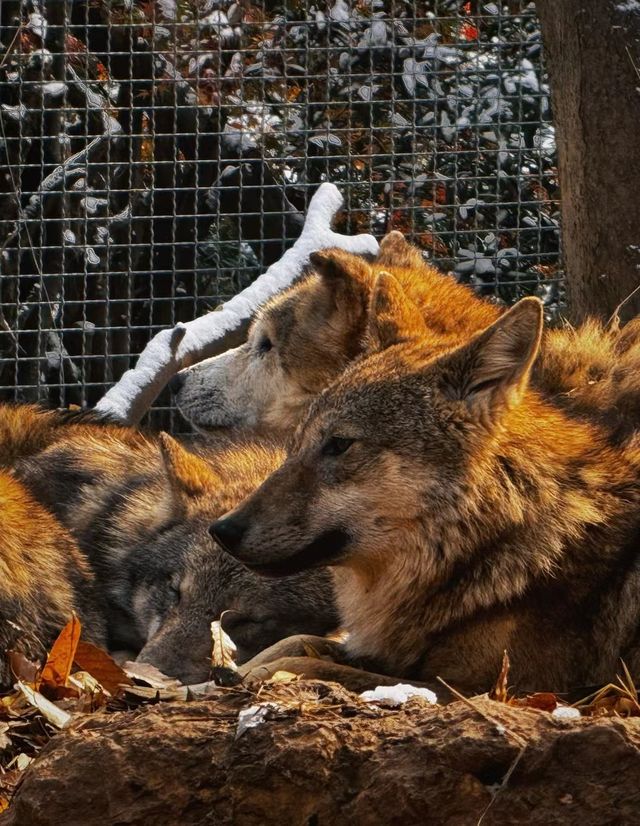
xmin=172 ymin=232 xmax=497 ymax=436
xmin=210 ymin=283 xmax=544 ymax=587
xmin=132 ymin=436 xmax=338 ymax=683
xmin=16 ymin=431 xmax=337 ymax=684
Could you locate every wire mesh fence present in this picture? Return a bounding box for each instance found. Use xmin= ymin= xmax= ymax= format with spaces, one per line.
xmin=0 ymin=0 xmax=560 ymax=429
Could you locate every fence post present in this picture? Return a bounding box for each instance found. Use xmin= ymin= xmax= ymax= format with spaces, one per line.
xmin=536 ymin=0 xmax=640 ymax=323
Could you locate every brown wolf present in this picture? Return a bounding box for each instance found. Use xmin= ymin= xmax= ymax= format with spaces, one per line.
xmin=172 ymin=232 xmax=640 ymax=443
xmin=211 ymin=290 xmax=640 ymax=695
xmin=0 ymin=471 xmax=106 ymax=687
xmin=15 ymin=420 xmax=337 ymax=684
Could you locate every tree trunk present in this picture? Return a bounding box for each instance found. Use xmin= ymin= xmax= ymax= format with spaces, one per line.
xmin=536 ymin=0 xmax=640 ymax=324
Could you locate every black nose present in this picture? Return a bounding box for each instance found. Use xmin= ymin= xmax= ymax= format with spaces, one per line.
xmin=169 ymin=372 xmax=186 ymax=394
xmin=209 ymin=515 xmax=246 ymax=555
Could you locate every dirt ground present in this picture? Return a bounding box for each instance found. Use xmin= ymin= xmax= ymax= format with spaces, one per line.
xmin=2 ymin=679 xmax=640 ymax=825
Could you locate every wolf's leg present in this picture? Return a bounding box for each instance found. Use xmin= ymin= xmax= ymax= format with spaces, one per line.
xmin=240 ymin=655 xmax=446 ymax=697
xmin=238 ymin=634 xmax=346 ymax=673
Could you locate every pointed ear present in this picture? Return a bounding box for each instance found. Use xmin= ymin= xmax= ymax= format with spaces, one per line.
xmin=158 ymin=433 xmax=221 ymax=498
xmin=440 ymin=297 xmax=543 ymax=416
xmin=309 ymin=248 xmax=373 ymax=314
xmin=377 ymin=231 xmax=425 ymax=269
xmin=367 ymin=272 xmax=428 ymax=350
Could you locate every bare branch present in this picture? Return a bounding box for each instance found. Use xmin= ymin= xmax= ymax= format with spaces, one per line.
xmin=94 ymin=183 xmax=380 ymax=425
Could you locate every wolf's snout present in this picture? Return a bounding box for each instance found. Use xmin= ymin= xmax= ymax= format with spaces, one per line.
xmin=209 ymin=515 xmax=247 ymax=556
xmin=168 ymin=371 xmax=186 ymax=394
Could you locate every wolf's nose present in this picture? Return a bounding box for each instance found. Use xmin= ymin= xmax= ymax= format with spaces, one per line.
xmin=169 ymin=372 xmax=186 ymax=394
xmin=209 ymin=516 xmax=246 ymax=555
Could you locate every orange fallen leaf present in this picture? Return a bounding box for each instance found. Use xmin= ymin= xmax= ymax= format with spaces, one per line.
xmin=74 ymin=640 xmax=132 ymax=695
xmin=40 ymin=615 xmax=81 ymax=689
xmin=513 ymin=692 xmax=558 ymax=712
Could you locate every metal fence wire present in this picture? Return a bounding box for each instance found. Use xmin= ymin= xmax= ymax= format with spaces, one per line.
xmin=0 ymin=0 xmax=560 ymax=429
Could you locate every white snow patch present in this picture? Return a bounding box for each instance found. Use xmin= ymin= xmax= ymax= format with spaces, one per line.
xmin=360 ymin=684 xmax=438 ymax=706
xmin=616 ymin=1 xmax=640 ymax=12
xmin=551 ymin=706 xmax=581 ymax=721
xmin=236 ymin=703 xmax=285 ymax=738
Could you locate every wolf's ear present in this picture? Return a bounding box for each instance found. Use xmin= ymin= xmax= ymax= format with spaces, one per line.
xmin=367 ymin=272 xmax=428 ymax=350
xmin=309 ymin=248 xmax=372 ymax=314
xmin=158 ymin=433 xmax=220 ymax=498
xmin=439 ymin=297 xmax=543 ymax=416
xmin=377 ymin=231 xmax=425 ymax=269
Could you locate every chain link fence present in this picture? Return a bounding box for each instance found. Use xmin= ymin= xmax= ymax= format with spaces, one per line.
xmin=0 ymin=0 xmax=560 ymax=428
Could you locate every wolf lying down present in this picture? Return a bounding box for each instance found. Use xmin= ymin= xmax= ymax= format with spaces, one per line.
xmin=211 ymin=290 xmax=640 ymax=696
xmin=0 ymin=406 xmax=336 ymax=687
xmin=174 ymin=231 xmax=640 ymax=444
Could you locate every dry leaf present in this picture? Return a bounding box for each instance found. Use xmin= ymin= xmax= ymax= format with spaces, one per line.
xmin=7 ymin=651 xmax=40 ymax=685
xmin=267 ymin=671 xmax=299 ymax=684
xmin=6 ymin=753 xmax=33 ymax=772
xmin=123 ymin=661 xmax=181 ymax=690
xmin=512 ymin=692 xmax=558 ymax=712
xmin=210 ymin=620 xmax=242 ymax=686
xmin=74 ymin=640 xmax=132 ymax=695
xmin=489 ymin=650 xmax=510 ymax=703
xmin=211 ymin=620 xmax=238 ymax=671
xmin=40 ymin=615 xmax=81 ymax=689
xmin=16 ymin=682 xmax=72 ymax=729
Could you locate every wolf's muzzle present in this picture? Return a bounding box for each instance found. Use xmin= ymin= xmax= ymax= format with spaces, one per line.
xmin=209 ymin=515 xmax=247 ymax=556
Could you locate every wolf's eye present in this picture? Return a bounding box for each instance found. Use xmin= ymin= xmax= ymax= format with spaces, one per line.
xmin=167 ymin=573 xmax=182 ymax=604
xmin=321 ymin=436 xmax=355 ymax=457
xmin=257 ymin=336 xmax=273 ymax=355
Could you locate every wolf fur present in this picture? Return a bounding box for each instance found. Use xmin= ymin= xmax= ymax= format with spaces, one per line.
xmin=0 ymin=471 xmax=107 ymax=687
xmin=211 ymin=291 xmax=640 ymax=695
xmin=173 ymin=232 xmax=640 ymax=442
xmin=14 ymin=418 xmax=337 ymax=684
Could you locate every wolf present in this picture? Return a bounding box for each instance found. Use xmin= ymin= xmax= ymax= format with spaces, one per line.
xmin=0 ymin=471 xmax=107 ymax=687
xmin=15 ymin=422 xmax=337 ymax=684
xmin=171 ymin=232 xmax=640 ymax=443
xmin=210 ymin=286 xmax=640 ymax=696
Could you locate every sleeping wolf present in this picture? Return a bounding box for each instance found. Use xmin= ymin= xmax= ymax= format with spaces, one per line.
xmin=172 ymin=232 xmax=640 ymax=443
xmin=211 ymin=290 xmax=640 ymax=695
xmin=0 ymin=471 xmax=106 ymax=687
xmin=15 ymin=421 xmax=337 ymax=684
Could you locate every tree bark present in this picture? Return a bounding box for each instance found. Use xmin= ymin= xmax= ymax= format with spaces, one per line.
xmin=537 ymin=0 xmax=640 ymax=324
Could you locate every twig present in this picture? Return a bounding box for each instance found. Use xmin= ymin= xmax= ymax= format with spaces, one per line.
xmin=606 ymin=281 xmax=640 ymax=331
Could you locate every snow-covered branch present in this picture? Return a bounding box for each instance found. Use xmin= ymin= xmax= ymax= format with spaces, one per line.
xmin=94 ymin=183 xmax=379 ymax=425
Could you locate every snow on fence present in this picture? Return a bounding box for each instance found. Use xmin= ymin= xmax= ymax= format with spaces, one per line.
xmin=0 ymin=0 xmax=560 ymax=430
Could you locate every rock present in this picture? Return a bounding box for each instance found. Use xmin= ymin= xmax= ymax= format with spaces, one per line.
xmin=4 ymin=681 xmax=640 ymax=825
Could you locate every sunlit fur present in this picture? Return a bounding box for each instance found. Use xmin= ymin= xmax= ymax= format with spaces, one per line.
xmin=0 ymin=471 xmax=106 ymax=686
xmin=174 ymin=231 xmax=640 ymax=444
xmin=11 ymin=411 xmax=336 ymax=684
xmin=218 ymin=296 xmax=640 ymax=694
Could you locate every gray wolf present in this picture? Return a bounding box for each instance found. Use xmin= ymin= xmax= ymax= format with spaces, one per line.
xmin=15 ymin=418 xmax=337 ymax=684
xmin=171 ymin=232 xmax=640 ymax=444
xmin=210 ymin=292 xmax=640 ymax=695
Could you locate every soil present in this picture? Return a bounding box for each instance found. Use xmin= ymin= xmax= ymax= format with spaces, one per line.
xmin=2 ymin=680 xmax=640 ymax=826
